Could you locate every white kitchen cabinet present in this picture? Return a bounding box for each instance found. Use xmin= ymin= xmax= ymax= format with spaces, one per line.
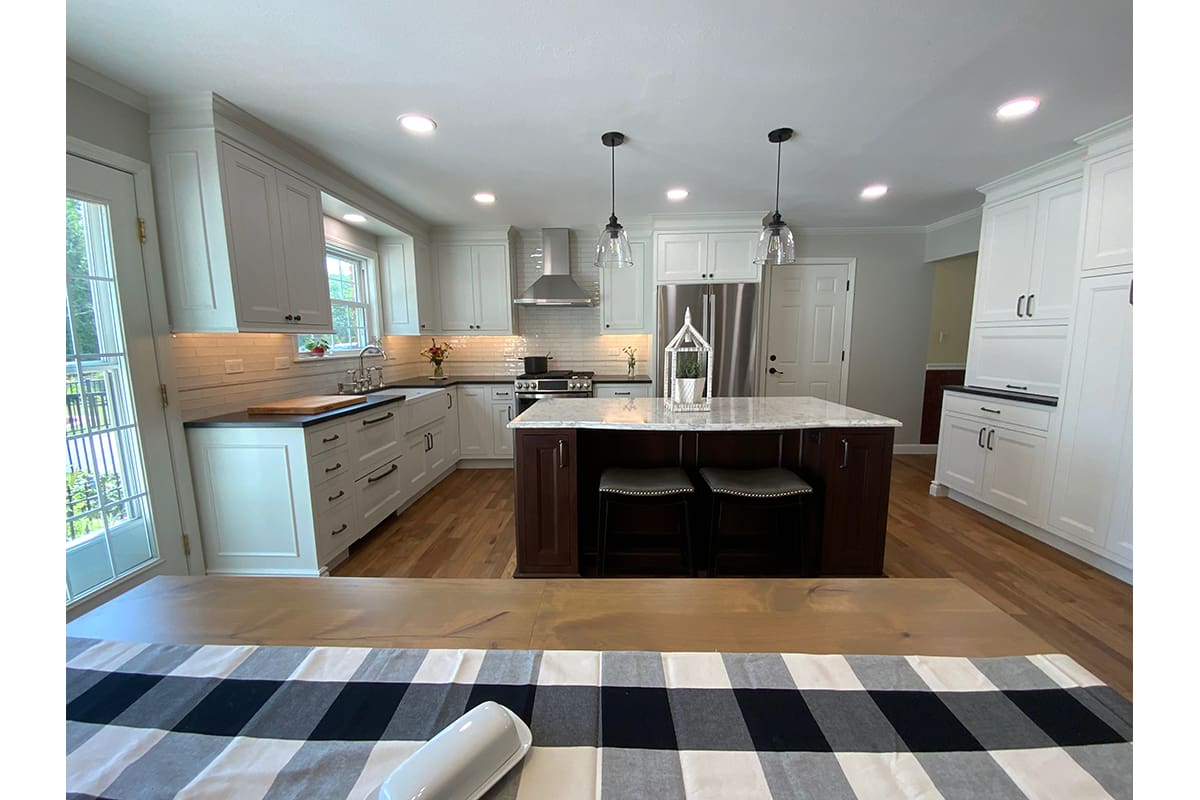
xmin=965 ymin=325 xmax=1069 ymax=397
xmin=1046 ymin=272 xmax=1133 ymax=558
xmin=414 ymin=239 xmax=441 ymax=333
xmin=594 ymin=383 xmax=653 ymax=399
xmin=404 ymin=431 xmax=430 ymax=494
xmin=433 ymin=228 xmax=518 ymax=334
xmin=380 ymin=238 xmax=419 ymax=335
xmin=1080 ymin=149 xmax=1133 ymax=271
xmin=458 ymin=386 xmax=494 ymax=458
xmin=356 ymin=456 xmax=407 ymax=533
xmin=492 ymin=403 xmax=515 ymax=457
xmin=444 ymin=388 xmax=461 ymax=461
xmin=654 ymin=230 xmax=760 ymax=284
xmin=980 ymin=425 xmax=1050 ymax=524
xmin=934 ymin=413 xmax=989 ymax=496
xmin=600 ymin=240 xmax=649 ymax=332
xmin=972 ymin=178 xmax=1081 ymax=325
xmin=348 ymin=405 xmax=404 ymax=479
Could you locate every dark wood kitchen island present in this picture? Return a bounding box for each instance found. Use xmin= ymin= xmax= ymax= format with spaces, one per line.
xmin=508 ymin=396 xmax=901 ymax=578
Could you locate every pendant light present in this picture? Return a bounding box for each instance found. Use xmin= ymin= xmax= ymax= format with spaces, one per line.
xmin=594 ymin=131 xmax=634 ymax=269
xmin=753 ymin=127 xmax=797 ymax=266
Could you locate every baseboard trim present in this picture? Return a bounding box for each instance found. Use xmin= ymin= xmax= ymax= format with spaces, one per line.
xmin=895 ymin=444 xmax=938 ymax=455
xmin=456 ymin=458 xmax=514 ymax=469
xmin=945 ymin=490 xmax=1132 ymax=584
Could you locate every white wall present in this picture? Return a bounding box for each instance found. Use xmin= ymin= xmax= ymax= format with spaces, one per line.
xmin=66 ymin=77 xmax=151 ymax=162
xmin=791 ymin=230 xmax=933 ymax=444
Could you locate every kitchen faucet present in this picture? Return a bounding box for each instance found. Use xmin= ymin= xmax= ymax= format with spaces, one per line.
xmin=338 ymin=341 xmax=389 ymax=394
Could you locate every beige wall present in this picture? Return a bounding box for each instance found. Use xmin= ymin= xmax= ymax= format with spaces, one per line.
xmin=66 ymin=78 xmax=151 ymax=162
xmin=925 ymin=253 xmax=977 ymax=365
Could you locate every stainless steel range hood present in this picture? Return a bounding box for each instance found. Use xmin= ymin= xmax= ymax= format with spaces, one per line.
xmin=513 ymin=228 xmax=594 ymax=307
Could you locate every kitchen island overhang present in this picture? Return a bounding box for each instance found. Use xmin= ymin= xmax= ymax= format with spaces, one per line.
xmin=508 ymin=397 xmax=901 ymax=578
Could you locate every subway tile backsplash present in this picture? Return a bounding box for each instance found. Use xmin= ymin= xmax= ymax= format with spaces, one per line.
xmin=171 ymin=228 xmax=653 ymax=420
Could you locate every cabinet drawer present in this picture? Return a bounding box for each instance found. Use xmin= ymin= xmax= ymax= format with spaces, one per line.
xmin=965 ymin=325 xmax=1068 ymax=398
xmin=306 ymin=421 xmax=348 ymax=456
xmin=595 ymin=384 xmax=652 ymax=399
xmin=312 ymin=471 xmax=353 ymax=515
xmin=356 ymin=456 xmax=407 ymax=533
xmin=405 ymin=392 xmax=448 ymax=433
xmin=315 ymin=501 xmax=357 ymax=563
xmin=347 ymin=404 xmax=404 ymax=478
xmin=490 ymin=386 xmax=515 ymax=402
xmin=309 ymin=444 xmax=351 ymax=485
xmin=943 ymin=392 xmax=1051 ymax=431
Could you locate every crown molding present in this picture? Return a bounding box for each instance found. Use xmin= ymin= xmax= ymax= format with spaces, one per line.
xmin=797 ymin=225 xmax=926 ymax=235
xmin=978 ymin=147 xmax=1085 ymax=202
xmin=66 ymin=58 xmax=148 ymax=112
xmin=925 ymin=206 xmax=982 ymax=233
xmin=1076 ymin=116 xmax=1132 ymax=156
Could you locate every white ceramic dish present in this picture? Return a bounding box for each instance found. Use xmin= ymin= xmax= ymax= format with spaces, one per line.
xmin=378 ymin=701 xmax=533 ymax=800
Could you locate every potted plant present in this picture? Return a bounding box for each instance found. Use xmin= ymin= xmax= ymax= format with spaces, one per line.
xmin=420 ymin=337 xmax=453 ymax=379
xmin=302 ymin=336 xmax=331 ymax=357
xmin=674 ymin=351 xmax=706 ymax=404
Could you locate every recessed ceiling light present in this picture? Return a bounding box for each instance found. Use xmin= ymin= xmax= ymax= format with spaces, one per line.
xmin=398 ymin=113 xmax=437 ymax=134
xmin=473 ymin=192 xmax=496 ymax=204
xmin=860 ymin=184 xmax=888 ymax=200
xmin=666 ymin=188 xmax=689 ymax=201
xmin=995 ymin=97 xmax=1041 ymax=120
xmin=342 ymin=213 xmax=366 ymax=223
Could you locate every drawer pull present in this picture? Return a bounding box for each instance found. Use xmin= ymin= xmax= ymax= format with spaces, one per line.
xmin=367 ymin=463 xmax=399 ymax=483
xmin=986 ymin=429 xmax=995 ymax=450
xmin=362 ymin=411 xmax=394 ymax=426
xmin=327 ymin=490 xmax=345 ymax=502
xmin=331 ymin=523 xmax=348 ymax=536
xmin=1026 ymin=294 xmax=1035 ymax=317
xmin=978 ymin=427 xmax=986 ymax=448
xmin=324 ymin=462 xmax=342 ymax=473
xmin=1016 ymin=294 xmax=1026 ymax=318
xmin=558 ymin=439 xmax=566 ymax=468
xmin=321 ymin=434 xmax=340 ymax=443
xmin=1004 ymin=385 xmax=1028 ymax=392
xmin=839 ymin=439 xmax=849 ymax=469
xmin=613 ymin=391 xmax=631 ymax=396
xmin=979 ymin=406 xmax=1002 ymax=414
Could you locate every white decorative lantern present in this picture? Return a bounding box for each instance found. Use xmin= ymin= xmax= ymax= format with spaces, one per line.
xmin=663 ymin=306 xmax=713 ymax=412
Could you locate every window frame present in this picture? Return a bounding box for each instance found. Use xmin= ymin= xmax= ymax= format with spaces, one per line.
xmin=298 ymin=236 xmax=382 ymax=359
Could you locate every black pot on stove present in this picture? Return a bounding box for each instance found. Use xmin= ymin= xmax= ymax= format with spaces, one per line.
xmin=523 ymin=355 xmax=552 ymax=375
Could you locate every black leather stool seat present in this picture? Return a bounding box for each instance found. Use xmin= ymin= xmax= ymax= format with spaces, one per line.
xmin=599 ymin=467 xmax=695 ymax=497
xmin=698 ymin=467 xmax=813 ymax=498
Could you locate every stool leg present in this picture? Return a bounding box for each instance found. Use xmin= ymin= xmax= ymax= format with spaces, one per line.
xmin=709 ymin=497 xmax=723 ymax=578
xmin=598 ymin=495 xmax=609 ymax=578
xmin=680 ymin=499 xmax=694 ymax=577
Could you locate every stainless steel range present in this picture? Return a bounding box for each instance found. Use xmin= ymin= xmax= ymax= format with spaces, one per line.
xmin=514 ymin=370 xmax=594 ymax=414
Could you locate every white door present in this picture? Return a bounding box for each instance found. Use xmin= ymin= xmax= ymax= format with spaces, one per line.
xmin=437 ymin=244 xmax=476 ymax=331
xmin=1047 ymin=273 xmax=1133 ymax=548
xmin=276 ymin=170 xmax=331 ymax=330
xmin=980 ymin=425 xmax=1049 ymax=525
xmin=707 ymin=231 xmax=760 ymax=282
xmin=655 ymin=233 xmax=707 ymax=283
xmin=219 ymin=142 xmax=290 ymax=327
xmin=973 ymin=195 xmax=1038 ymax=323
xmin=935 ymin=413 xmax=988 ymax=497
xmin=1080 ymin=150 xmax=1133 ymax=271
xmin=1026 ymin=179 xmax=1082 ymax=323
xmin=764 ymin=262 xmax=848 ymax=401
xmin=66 ymin=154 xmax=189 ymax=605
xmin=473 ymin=244 xmax=511 ymax=332
xmin=601 ymin=241 xmax=646 ymax=331
xmin=492 ymin=403 xmax=515 ymax=457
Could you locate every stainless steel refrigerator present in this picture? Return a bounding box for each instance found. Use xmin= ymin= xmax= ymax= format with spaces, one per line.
xmin=656 ymin=283 xmax=760 ymax=397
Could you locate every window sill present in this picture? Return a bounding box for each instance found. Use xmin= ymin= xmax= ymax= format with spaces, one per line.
xmin=294 ymin=352 xmax=386 ymax=365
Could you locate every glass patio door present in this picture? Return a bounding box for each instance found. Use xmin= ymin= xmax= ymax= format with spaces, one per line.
xmin=66 ymin=154 xmax=187 ymax=604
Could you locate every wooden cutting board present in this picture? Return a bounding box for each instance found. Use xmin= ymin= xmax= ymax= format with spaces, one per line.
xmin=247 ymin=395 xmax=368 ymax=415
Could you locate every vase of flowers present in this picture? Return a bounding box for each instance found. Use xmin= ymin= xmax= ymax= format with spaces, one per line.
xmin=420 ymin=338 xmax=452 ymax=379
xmin=622 ymin=346 xmax=637 ymax=378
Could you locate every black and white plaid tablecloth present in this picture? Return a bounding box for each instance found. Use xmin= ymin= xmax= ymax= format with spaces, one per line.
xmin=66 ymin=637 xmax=1132 ymax=799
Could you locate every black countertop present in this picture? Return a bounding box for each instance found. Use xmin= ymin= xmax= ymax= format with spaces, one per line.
xmin=942 ymin=385 xmax=1058 ymax=407
xmin=591 ymin=374 xmax=652 ymax=384
xmin=184 ymin=392 xmax=408 ymax=429
xmin=382 ymin=374 xmax=516 ymax=388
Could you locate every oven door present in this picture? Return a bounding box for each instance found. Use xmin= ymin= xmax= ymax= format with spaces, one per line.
xmin=516 ymin=391 xmax=590 ymax=414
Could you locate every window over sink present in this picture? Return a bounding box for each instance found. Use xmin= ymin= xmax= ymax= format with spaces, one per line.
xmin=297 ymin=240 xmax=381 ymax=356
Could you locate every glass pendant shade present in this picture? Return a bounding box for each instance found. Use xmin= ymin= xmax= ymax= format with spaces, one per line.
xmin=754 ymin=213 xmax=796 ymax=265
xmin=595 ymin=217 xmax=634 ymax=269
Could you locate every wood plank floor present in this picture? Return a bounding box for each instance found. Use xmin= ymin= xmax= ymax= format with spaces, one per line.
xmin=335 ymin=456 xmax=1132 ymax=697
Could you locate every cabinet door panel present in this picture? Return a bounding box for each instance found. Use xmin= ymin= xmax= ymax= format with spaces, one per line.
xmin=980 ymin=425 xmax=1048 ymax=525
xmin=427 ymin=423 xmax=448 ymax=476
xmin=458 ymin=387 xmax=493 ymax=458
xmin=437 ymin=244 xmax=476 ymax=331
xmin=935 ymin=413 xmax=988 ymax=497
xmin=348 ymin=406 xmax=404 ymax=479
xmin=220 ymin=142 xmax=289 ymax=326
xmin=656 ymin=233 xmax=707 ymax=283
xmin=380 ymin=240 xmax=419 ymax=335
xmin=492 ymin=403 xmax=514 ymax=457
xmin=404 ymin=432 xmax=429 ymax=493
xmin=973 ymin=195 xmax=1038 ymax=323
xmin=356 ymin=457 xmax=407 ymax=533
xmin=276 ymin=171 xmax=331 ymax=330
xmin=965 ymin=325 xmax=1069 ymax=397
xmin=1104 ymin=409 xmax=1133 ymax=567
xmin=1027 ymin=179 xmax=1082 ymax=323
xmin=1081 ymin=150 xmax=1133 ymax=270
xmin=810 ymin=428 xmax=893 ymax=576
xmin=445 ymin=389 xmax=461 ymax=460
xmin=707 ymin=231 xmax=760 ymax=282
xmin=1047 ymin=273 xmax=1133 ymax=547
xmin=514 ymin=430 xmax=577 ymax=575
xmin=601 ymin=241 xmax=646 ymax=331
xmin=414 ymin=239 xmax=440 ymax=333
xmin=473 ymin=244 xmax=512 ymax=332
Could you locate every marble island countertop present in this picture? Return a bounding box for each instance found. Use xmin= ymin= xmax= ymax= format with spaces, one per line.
xmin=507 ymin=396 xmax=902 ymax=431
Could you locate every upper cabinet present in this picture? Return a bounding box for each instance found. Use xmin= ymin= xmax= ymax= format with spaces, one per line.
xmin=1080 ymin=148 xmax=1133 ymax=272
xmin=152 ymin=131 xmax=331 ymax=333
xmin=654 ymin=228 xmax=760 ymax=284
xmin=379 ymin=238 xmax=419 ymax=335
xmin=432 ymin=227 xmax=518 ymax=335
xmin=972 ymin=170 xmax=1082 ymax=326
xmin=600 ymin=239 xmax=649 ymax=332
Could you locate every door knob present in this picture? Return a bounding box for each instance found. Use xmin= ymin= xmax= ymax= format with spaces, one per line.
xmin=768 ymin=367 xmax=783 ymax=375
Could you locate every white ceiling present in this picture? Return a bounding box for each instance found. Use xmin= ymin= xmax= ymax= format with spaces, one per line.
xmin=66 ymin=0 xmax=1131 ymax=229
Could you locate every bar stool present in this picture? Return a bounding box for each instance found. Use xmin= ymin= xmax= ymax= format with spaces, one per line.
xmin=699 ymin=467 xmax=813 ymax=577
xmin=597 ymin=467 xmax=695 ymax=577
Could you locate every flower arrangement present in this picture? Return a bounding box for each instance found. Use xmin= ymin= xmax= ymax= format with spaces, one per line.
xmin=420 ymin=338 xmax=453 ymax=378
xmin=622 ymin=346 xmax=637 ymax=377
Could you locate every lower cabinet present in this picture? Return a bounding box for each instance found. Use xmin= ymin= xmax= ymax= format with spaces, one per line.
xmin=594 ymin=383 xmax=653 ymax=399
xmin=457 ymin=384 xmax=516 ymax=460
xmin=514 ymin=429 xmax=577 ymax=576
xmin=492 ymin=403 xmax=514 ymax=457
xmin=355 ymin=456 xmax=406 ymax=533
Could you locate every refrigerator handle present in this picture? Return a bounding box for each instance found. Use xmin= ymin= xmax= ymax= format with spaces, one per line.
xmin=708 ymin=292 xmax=716 ymax=343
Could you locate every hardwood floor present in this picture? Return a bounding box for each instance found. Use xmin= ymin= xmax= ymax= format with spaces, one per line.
xmin=335 ymin=455 xmax=1133 ymax=697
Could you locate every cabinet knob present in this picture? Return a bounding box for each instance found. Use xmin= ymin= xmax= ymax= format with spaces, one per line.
xmin=284 ymin=314 xmax=294 ymax=321
xmin=605 ymin=324 xmax=610 ymax=328
xmin=294 ymin=314 xmax=302 ymax=321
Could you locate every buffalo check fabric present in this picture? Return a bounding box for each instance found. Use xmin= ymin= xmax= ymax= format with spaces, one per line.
xmin=66 ymin=639 xmax=1132 ymax=799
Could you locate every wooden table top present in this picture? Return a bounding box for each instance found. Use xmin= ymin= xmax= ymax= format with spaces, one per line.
xmin=67 ymin=575 xmax=1051 ymax=656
